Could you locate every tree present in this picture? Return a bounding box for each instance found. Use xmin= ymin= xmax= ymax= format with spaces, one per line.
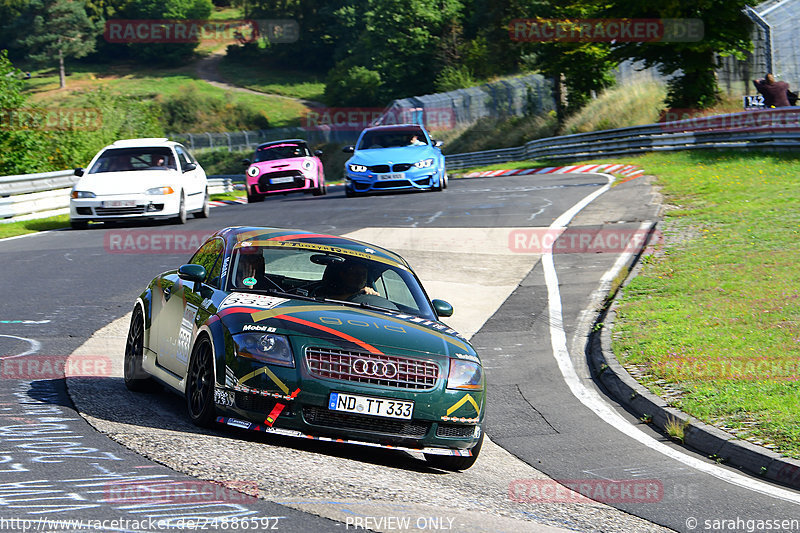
xmin=0 ymin=50 xmax=42 ymax=175
xmin=19 ymin=0 xmax=101 ymax=89
xmin=607 ymin=0 xmax=752 ymax=109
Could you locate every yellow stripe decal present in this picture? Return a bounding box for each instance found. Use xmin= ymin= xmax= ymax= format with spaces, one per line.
xmin=446 ymin=394 xmax=481 ymax=416
xmin=233 ymin=240 xmax=406 ymax=269
xmin=238 ymin=366 xmax=290 ymax=394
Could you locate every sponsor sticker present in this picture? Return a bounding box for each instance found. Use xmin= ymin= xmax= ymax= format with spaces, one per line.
xmin=214 ymin=388 xmax=234 ymax=407
xmin=219 ymin=293 xmax=289 ymax=310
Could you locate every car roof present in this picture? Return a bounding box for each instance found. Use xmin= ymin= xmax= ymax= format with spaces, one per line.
xmin=361 ymin=124 xmax=427 ymax=134
xmin=256 ymin=139 xmax=308 ymax=149
xmin=213 ymin=227 xmax=410 ymax=268
xmin=107 ymin=138 xmax=176 ymax=149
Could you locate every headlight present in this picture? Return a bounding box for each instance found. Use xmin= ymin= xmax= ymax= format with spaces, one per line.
xmin=349 ymin=164 xmax=367 ymax=173
xmin=414 ymin=158 xmax=435 ymax=169
xmin=233 ymin=333 xmax=294 ymax=367
xmin=71 ymin=190 xmax=96 ymax=199
xmin=446 ymin=359 xmax=483 ymax=390
xmin=146 ymin=186 xmax=175 ymax=195
xmin=302 ymin=159 xmax=314 ymax=171
xmin=247 ymin=166 xmax=260 ymax=177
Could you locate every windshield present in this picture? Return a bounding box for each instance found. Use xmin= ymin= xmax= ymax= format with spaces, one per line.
xmin=356 ymin=129 xmax=428 ymax=149
xmin=227 ymin=245 xmax=436 ymax=319
xmin=89 ymin=147 xmax=176 ymax=174
xmin=254 ymin=143 xmax=310 ymax=162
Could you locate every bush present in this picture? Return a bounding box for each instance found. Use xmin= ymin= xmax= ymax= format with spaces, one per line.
xmin=434 ymin=65 xmax=475 ymax=92
xmin=157 ymin=86 xmax=270 ymax=132
xmin=324 ymin=65 xmax=384 ymax=107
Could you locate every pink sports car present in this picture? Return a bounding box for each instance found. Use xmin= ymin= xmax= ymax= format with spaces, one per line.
xmin=243 ymin=139 xmax=326 ymax=202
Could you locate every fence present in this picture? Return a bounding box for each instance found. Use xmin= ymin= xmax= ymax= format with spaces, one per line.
xmin=0 ymin=174 xmax=234 ymax=223
xmin=170 ymin=127 xmax=361 ymax=152
xmin=4 ymin=107 xmax=800 ymax=221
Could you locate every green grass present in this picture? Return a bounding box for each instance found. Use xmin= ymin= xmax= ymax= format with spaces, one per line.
xmin=217 ymin=59 xmax=326 ymax=102
xmin=23 ymin=62 xmax=309 ymax=129
xmin=0 ymin=215 xmax=70 ymax=238
xmin=612 ymin=150 xmax=800 ymax=457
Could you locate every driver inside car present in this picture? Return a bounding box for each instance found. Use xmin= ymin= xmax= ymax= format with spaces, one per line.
xmin=235 ymin=251 xmax=269 ymax=289
xmin=317 ymin=260 xmax=379 ymax=301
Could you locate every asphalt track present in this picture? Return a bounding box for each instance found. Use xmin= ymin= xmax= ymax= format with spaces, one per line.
xmin=0 ymin=174 xmax=799 ymax=532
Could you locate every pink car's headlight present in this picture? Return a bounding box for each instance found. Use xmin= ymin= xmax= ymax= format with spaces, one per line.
xmin=247 ymin=166 xmax=259 ymax=178
xmin=302 ymin=159 xmax=314 ymax=171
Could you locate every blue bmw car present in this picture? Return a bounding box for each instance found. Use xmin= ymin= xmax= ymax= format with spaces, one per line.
xmin=343 ymin=124 xmax=448 ymax=196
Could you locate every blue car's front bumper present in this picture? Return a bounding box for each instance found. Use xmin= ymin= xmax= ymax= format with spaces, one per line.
xmin=345 ymin=167 xmax=444 ymax=194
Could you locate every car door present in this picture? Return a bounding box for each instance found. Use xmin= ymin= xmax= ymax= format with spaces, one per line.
xmin=175 ymin=145 xmax=207 ymax=210
xmin=158 ymin=238 xmax=224 ymax=376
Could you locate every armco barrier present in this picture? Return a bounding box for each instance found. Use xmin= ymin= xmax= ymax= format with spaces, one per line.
xmin=0 ymin=177 xmax=234 ymax=223
xmin=3 ymin=107 xmax=800 ymax=220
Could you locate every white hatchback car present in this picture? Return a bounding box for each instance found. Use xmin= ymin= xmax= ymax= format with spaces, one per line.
xmin=69 ymin=138 xmax=209 ymax=229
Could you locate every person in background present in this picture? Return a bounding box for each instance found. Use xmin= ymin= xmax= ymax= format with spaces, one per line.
xmin=753 ymin=74 xmax=791 ymax=108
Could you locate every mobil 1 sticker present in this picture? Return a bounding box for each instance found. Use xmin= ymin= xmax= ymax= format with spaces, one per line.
xmin=219 ymin=293 xmax=289 ymax=310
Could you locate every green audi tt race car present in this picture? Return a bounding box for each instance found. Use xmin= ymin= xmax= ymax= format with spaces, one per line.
xmin=124 ymin=227 xmax=485 ymax=470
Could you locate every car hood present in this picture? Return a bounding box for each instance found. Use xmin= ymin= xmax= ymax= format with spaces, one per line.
xmin=349 ymin=146 xmax=437 ymax=166
xmin=216 ymin=296 xmax=477 ymax=361
xmin=251 ymin=158 xmax=308 ymax=171
xmin=75 ymin=170 xmax=181 ymax=196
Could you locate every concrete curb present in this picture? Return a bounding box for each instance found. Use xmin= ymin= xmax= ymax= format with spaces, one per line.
xmin=587 ymin=220 xmax=800 ymax=490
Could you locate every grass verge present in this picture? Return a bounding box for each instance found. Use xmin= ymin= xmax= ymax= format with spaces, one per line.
xmin=612 ymin=150 xmax=800 ymax=457
xmin=217 ymin=59 xmax=326 ymax=102
xmin=0 ymin=215 xmax=70 ymax=239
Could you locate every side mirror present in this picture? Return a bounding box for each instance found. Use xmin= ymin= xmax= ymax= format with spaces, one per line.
xmin=342 ymin=145 xmax=355 ymax=153
xmin=74 ymin=167 xmax=84 ymax=177
xmin=314 ymin=150 xmax=323 ymax=156
xmin=241 ymin=159 xmax=251 ymax=166
xmin=178 ymin=264 xmax=206 ymax=284
xmin=182 ymin=162 xmax=197 ymax=173
xmin=432 ymin=299 xmax=453 ymax=317
xmin=433 ymin=140 xmax=444 ymax=148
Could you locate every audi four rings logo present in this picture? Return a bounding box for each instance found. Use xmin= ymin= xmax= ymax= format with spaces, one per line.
xmin=352 ymin=358 xmax=398 ymax=378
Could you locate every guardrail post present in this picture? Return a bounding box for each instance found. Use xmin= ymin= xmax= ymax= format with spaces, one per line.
xmin=206 ymin=133 xmax=213 ymax=149
xmin=243 ymin=131 xmax=249 ymax=149
xmin=224 ymin=132 xmax=232 ymax=152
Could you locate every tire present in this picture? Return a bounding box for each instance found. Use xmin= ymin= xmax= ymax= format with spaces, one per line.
xmin=174 ymin=192 xmax=187 ymax=224
xmin=124 ymin=307 xmax=154 ymax=392
xmin=70 ymin=219 xmax=88 ymax=230
xmin=424 ymin=430 xmax=483 ymax=471
xmin=186 ymin=335 xmax=216 ymax=427
xmin=194 ymin=189 xmax=210 ymax=218
xmin=443 ymin=173 xmax=449 ymax=189
xmin=433 ymin=175 xmax=443 ymax=191
xmin=247 ymin=190 xmax=265 ymax=203
xmin=345 ymin=186 xmax=357 ymax=198
xmin=312 ymin=178 xmax=327 ymax=196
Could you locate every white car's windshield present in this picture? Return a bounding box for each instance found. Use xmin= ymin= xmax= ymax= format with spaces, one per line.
xmin=89 ymin=147 xmax=176 ymax=174
xmin=227 ymin=245 xmax=436 ymax=319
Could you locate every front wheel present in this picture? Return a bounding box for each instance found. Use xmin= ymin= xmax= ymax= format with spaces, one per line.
xmin=424 ymin=431 xmax=483 ymax=471
xmin=174 ymin=192 xmax=187 ymax=224
xmin=186 ymin=336 xmax=216 ymax=427
xmin=312 ymin=178 xmax=327 ymax=196
xmin=70 ymin=219 xmax=88 ymax=230
xmin=124 ymin=307 xmax=154 ymax=392
xmin=247 ymin=190 xmax=265 ymax=203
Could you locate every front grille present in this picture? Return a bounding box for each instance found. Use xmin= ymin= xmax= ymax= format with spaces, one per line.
xmin=367 ymin=165 xmax=390 ymax=173
xmin=235 ymin=392 xmax=276 ymax=414
xmin=436 ymin=424 xmax=476 ymax=438
xmin=257 ymin=170 xmax=305 ymax=192
xmin=373 ymin=180 xmax=410 ymax=189
xmin=94 ymin=206 xmax=146 ymax=216
xmin=305 ymin=347 xmax=439 ymax=390
xmin=76 ymin=207 xmax=91 ymax=215
xmin=392 ymin=163 xmax=413 ymax=172
xmin=303 ymin=406 xmax=429 ymax=438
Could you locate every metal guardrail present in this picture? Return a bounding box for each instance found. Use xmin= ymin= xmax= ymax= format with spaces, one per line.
xmin=445 ymin=108 xmax=800 ymax=169
xmin=3 ymin=107 xmax=800 ymax=220
xmin=0 ymin=177 xmax=233 ymax=223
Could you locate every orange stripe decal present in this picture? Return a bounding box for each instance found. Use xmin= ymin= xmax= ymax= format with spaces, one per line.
xmin=276 ymin=314 xmax=383 ymax=354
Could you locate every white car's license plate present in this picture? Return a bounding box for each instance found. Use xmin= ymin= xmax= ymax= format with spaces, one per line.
xmin=377 ymin=173 xmax=405 ymax=181
xmin=270 ymin=176 xmax=295 ymax=184
xmin=102 ymin=200 xmax=137 ymax=208
xmin=329 ymin=392 xmax=413 ymax=419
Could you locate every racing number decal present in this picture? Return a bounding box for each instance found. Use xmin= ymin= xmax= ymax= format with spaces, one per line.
xmin=177 ymin=304 xmax=198 ymax=364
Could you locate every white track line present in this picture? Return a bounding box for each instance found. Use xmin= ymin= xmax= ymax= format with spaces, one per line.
xmin=544 ymin=173 xmax=800 ymax=504
xmin=0 ymin=334 xmax=41 ymax=359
